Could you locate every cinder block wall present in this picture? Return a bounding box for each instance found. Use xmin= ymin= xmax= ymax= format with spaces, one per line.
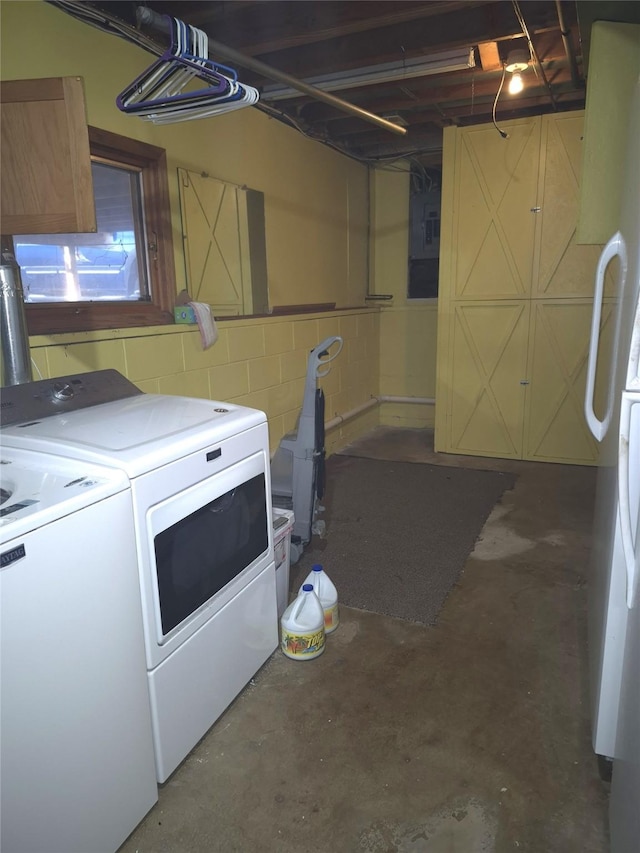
xmin=30 ymin=308 xmax=380 ymax=455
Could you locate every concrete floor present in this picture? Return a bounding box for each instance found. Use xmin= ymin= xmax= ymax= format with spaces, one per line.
xmin=119 ymin=426 xmax=609 ymax=853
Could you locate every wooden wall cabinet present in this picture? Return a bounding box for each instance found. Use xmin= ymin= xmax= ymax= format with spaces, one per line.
xmin=1 ymin=77 xmax=96 ymax=235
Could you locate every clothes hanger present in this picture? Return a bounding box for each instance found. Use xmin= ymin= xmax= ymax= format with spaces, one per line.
xmin=116 ymin=16 xmax=259 ymax=123
xmin=117 ymin=19 xmax=231 ymax=112
xmin=142 ymin=71 xmax=258 ymax=123
xmin=139 ymin=23 xmax=260 ymax=124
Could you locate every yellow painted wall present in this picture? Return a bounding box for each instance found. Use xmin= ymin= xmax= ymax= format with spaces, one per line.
xmin=379 ymin=306 xmax=438 ymax=427
xmin=370 ymin=168 xmax=438 ymax=427
xmin=0 ymin=1 xmax=382 ymax=452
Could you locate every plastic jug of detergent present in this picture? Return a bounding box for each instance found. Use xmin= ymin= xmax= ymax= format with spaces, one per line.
xmin=299 ymin=564 xmax=339 ymax=633
xmin=280 ymin=584 xmax=325 ymax=660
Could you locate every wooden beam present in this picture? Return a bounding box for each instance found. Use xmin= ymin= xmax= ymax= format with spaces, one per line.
xmin=195 ymin=1 xmax=500 ymax=56
xmin=478 ymin=41 xmax=502 ymax=71
xmin=243 ymin=5 xmax=560 ymax=78
xmin=295 ymin=65 xmax=576 ymax=125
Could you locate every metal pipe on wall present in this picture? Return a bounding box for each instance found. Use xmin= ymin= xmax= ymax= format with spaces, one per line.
xmin=0 ymin=247 xmax=33 ymax=386
xmin=135 ymin=6 xmax=407 ymax=137
xmin=378 ymin=395 xmax=435 ymax=405
xmin=555 ymin=0 xmax=581 ymax=90
xmin=511 ymin=0 xmax=558 ymax=111
xmin=324 ymin=397 xmax=378 ymax=431
xmin=324 ymin=395 xmax=435 ymax=431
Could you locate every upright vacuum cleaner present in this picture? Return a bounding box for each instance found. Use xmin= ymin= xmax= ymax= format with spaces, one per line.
xmin=271 ymin=336 xmax=343 ymax=564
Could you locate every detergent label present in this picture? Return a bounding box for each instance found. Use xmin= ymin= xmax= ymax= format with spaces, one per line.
xmin=281 ymin=628 xmax=325 ymax=659
xmin=324 ymin=603 xmax=339 ymax=633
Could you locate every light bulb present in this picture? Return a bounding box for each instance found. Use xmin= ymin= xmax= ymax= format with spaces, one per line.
xmin=508 ymin=72 xmax=524 ymax=95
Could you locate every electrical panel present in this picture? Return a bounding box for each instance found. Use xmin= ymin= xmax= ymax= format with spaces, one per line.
xmin=409 ymin=191 xmax=441 ymax=260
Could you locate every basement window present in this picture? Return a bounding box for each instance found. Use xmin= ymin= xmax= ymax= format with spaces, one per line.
xmin=14 ymin=128 xmax=175 ymax=335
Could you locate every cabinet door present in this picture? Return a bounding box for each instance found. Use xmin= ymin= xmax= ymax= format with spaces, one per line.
xmin=445 ymin=301 xmax=530 ymax=458
xmin=533 ymin=113 xmax=607 ymax=299
xmin=523 ymin=299 xmax=615 ymax=464
xmin=451 ymin=117 xmax=540 ymax=300
xmin=0 ymin=77 xmax=96 ymax=234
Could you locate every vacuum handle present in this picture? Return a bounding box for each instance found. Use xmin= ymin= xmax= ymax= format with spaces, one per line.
xmin=300 ymin=336 xmax=343 ymax=421
xmin=311 ymin=336 xmax=343 ymax=379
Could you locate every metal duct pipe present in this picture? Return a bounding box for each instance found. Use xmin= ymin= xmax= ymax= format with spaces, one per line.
xmin=135 ymin=6 xmax=407 ymax=137
xmin=555 ymin=0 xmax=581 ymax=89
xmin=0 ymin=248 xmax=33 ymax=386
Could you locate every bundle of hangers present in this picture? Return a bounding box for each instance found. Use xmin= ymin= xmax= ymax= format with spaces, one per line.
xmin=116 ymin=16 xmax=259 ymax=124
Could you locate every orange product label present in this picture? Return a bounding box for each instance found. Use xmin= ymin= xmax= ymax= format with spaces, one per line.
xmin=324 ymin=603 xmax=339 ymax=630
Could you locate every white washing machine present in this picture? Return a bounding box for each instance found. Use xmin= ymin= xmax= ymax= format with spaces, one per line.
xmin=0 ymin=446 xmax=157 ymax=853
xmin=1 ymin=370 xmax=279 ymax=783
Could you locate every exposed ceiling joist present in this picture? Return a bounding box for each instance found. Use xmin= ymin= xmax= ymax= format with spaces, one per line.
xmin=62 ymin=1 xmax=587 ymax=165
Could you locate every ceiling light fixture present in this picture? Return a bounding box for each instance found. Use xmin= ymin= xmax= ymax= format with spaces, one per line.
xmin=262 ymin=47 xmax=476 ymax=101
xmin=505 ymin=48 xmax=529 ymax=95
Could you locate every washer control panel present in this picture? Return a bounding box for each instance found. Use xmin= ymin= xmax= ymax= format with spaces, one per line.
xmin=0 ymin=370 xmax=143 ymax=427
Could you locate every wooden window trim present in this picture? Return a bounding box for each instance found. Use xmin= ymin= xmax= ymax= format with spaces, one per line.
xmin=25 ymin=127 xmax=175 ymax=335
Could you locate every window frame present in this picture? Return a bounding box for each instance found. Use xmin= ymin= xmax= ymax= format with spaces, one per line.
xmin=23 ymin=127 xmax=175 ymax=335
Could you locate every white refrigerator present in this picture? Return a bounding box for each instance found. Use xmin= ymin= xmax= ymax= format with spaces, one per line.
xmin=584 ymin=75 xmax=640 ymax=849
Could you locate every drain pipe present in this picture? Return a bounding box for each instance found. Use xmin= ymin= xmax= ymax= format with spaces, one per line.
xmin=325 ymin=395 xmax=435 ymax=431
xmin=0 ymin=244 xmax=32 ymax=386
xmin=555 ymin=0 xmax=581 ymax=89
xmin=325 ymin=397 xmax=378 ymax=431
xmin=378 ymin=395 xmax=435 ymax=406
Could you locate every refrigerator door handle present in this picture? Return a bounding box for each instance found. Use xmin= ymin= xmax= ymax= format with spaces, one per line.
xmin=585 ymin=232 xmax=626 ymax=441
xmin=618 ymin=391 xmax=640 ymax=608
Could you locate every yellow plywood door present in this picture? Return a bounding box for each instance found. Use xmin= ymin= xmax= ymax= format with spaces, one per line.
xmin=178 ymin=168 xmax=251 ymax=316
xmin=523 ymin=299 xmax=616 ymax=464
xmin=437 ymin=114 xmax=612 ymax=465
xmin=446 ymin=301 xmax=530 ymax=458
xmin=452 ymin=117 xmax=540 ymax=300
xmin=533 ymin=112 xmax=609 ymax=299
